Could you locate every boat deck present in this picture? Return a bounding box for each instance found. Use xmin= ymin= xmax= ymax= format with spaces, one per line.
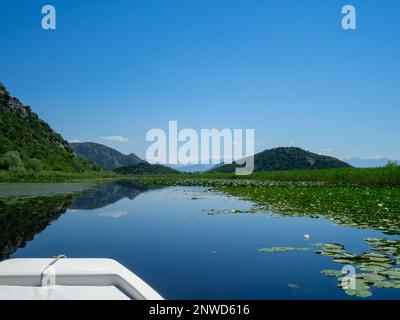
xmin=0 ymin=258 xmax=163 ymax=300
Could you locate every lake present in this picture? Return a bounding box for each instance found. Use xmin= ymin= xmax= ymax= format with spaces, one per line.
xmin=1 ymin=181 xmax=400 ymax=299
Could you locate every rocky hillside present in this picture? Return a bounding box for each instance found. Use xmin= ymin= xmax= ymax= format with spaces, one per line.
xmin=209 ymin=147 xmax=352 ymax=173
xmin=0 ymin=82 xmax=95 ymax=172
xmin=71 ymin=142 xmax=143 ymax=170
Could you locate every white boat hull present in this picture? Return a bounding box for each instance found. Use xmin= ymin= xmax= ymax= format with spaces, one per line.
xmin=0 ymin=258 xmax=164 ymax=300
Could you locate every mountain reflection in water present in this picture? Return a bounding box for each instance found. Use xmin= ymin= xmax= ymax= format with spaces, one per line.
xmin=0 ymin=181 xmax=147 ymax=260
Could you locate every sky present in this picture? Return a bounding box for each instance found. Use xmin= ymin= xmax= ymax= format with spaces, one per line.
xmin=0 ymin=0 xmax=399 ymax=160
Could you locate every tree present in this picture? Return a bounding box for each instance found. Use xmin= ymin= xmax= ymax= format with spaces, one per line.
xmin=385 ymin=160 xmax=399 ymax=168
xmin=28 ymin=158 xmax=43 ymax=172
xmin=0 ymin=151 xmax=25 ymax=170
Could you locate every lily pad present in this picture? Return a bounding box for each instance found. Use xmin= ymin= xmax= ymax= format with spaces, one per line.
xmin=258 ymin=247 xmax=309 ymax=253
xmin=357 ymin=273 xmax=386 ymax=283
xmin=345 ymin=288 xmax=373 ymax=298
xmin=358 ymin=264 xmax=388 ymax=273
xmin=380 ymin=268 xmax=400 ymax=279
xmin=321 ymin=269 xmax=342 ymax=277
xmin=313 ymin=243 xmax=344 ymax=250
xmin=362 ymin=252 xmax=387 ymax=258
xmin=373 ymin=281 xmax=396 ymax=288
xmin=320 ymin=251 xmax=342 ymax=257
xmin=333 ymin=258 xmax=354 ymax=264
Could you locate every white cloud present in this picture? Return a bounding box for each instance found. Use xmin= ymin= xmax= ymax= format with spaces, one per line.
xmin=98 ymin=211 xmax=128 ymax=218
xmin=68 ymin=139 xmax=81 ymax=143
xmin=100 ymin=135 xmax=129 ymax=143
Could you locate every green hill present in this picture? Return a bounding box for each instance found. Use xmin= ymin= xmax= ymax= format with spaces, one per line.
xmin=71 ymin=142 xmax=143 ymax=170
xmin=209 ymin=147 xmax=352 ymax=173
xmin=0 ymin=82 xmax=96 ymax=172
xmin=115 ymin=162 xmax=180 ymax=175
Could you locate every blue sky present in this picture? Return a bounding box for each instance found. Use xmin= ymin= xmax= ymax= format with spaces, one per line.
xmin=0 ymin=0 xmax=399 ymax=160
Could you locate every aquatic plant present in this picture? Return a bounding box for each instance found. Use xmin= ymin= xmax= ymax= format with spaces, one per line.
xmin=258 ymin=247 xmax=309 ymax=253
xmin=316 ymin=238 xmax=400 ymax=297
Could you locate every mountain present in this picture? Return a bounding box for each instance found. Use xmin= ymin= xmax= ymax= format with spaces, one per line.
xmin=166 ymin=163 xmax=216 ymax=173
xmin=115 ymin=162 xmax=180 ymax=175
xmin=345 ymin=157 xmax=395 ymax=168
xmin=71 ymin=142 xmax=143 ymax=170
xmin=70 ymin=142 xmax=177 ymax=174
xmin=0 ymin=82 xmax=95 ymax=172
xmin=209 ymin=147 xmax=352 ymax=173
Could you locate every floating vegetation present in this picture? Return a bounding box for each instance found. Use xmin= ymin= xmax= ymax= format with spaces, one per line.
xmin=132 ymin=175 xmax=400 ymax=298
xmin=258 ymin=247 xmax=309 ymax=253
xmin=203 ymin=208 xmax=259 ymax=215
xmin=313 ymin=243 xmax=345 ymax=257
xmin=345 ymin=287 xmax=373 ymax=298
xmin=373 ymin=281 xmax=396 ymax=288
xmin=133 ymin=173 xmax=400 ymax=234
xmin=316 ymin=238 xmax=400 ymax=298
xmin=213 ymin=185 xmax=400 ymax=235
xmin=321 ymin=269 xmax=342 ymax=277
xmin=380 ymin=268 xmax=400 ymax=279
xmin=358 ymin=264 xmax=389 ymax=273
xmin=357 ymin=273 xmax=386 ymax=283
xmin=365 ymin=238 xmax=400 ymax=255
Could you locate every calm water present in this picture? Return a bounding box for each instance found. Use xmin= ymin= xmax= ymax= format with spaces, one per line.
xmin=2 ymin=181 xmax=400 ymax=299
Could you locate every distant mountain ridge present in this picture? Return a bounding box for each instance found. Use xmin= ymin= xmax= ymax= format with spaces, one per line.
xmin=166 ymin=163 xmax=216 ymax=173
xmin=345 ymin=158 xmax=397 ymax=168
xmin=115 ymin=162 xmax=180 ymax=175
xmin=71 ymin=142 xmax=143 ymax=170
xmin=209 ymin=147 xmax=352 ymax=173
xmin=0 ymin=82 xmax=94 ymax=172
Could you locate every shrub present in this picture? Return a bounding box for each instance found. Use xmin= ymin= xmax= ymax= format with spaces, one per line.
xmin=28 ymin=158 xmax=43 ymax=172
xmin=386 ymin=161 xmax=399 ymax=168
xmin=0 ymin=151 xmax=25 ymax=170
xmin=8 ymin=166 xmax=27 ymax=176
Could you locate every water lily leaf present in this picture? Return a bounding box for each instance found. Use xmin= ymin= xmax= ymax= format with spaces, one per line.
xmin=321 ymin=269 xmax=342 ymax=277
xmin=258 ymin=247 xmax=309 ymax=253
xmin=365 ymin=256 xmax=394 ymax=263
xmin=320 ymin=251 xmax=342 ymax=257
xmin=333 ymin=258 xmax=354 ymax=264
xmin=357 ymin=273 xmax=386 ymax=283
xmin=362 ymin=252 xmax=387 ymax=258
xmin=358 ymin=264 xmax=388 ymax=273
xmin=380 ymin=269 xmax=400 ymax=279
xmin=342 ymin=253 xmax=357 ymax=258
xmin=345 ymin=288 xmax=373 ymax=298
xmin=321 ymin=244 xmax=344 ymax=250
xmin=380 ymin=268 xmax=400 ymax=276
xmin=313 ymin=243 xmax=344 ymax=250
xmin=355 ymin=279 xmax=370 ymax=290
xmin=373 ymin=281 xmax=396 ymax=288
xmin=343 ymin=279 xmax=371 ymax=297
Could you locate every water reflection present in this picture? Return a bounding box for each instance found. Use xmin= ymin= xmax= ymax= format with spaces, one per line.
xmin=0 ymin=196 xmax=71 ymax=260
xmin=70 ymin=180 xmax=148 ymax=210
xmin=2 ymin=182 xmax=400 ymax=299
xmin=0 ymin=181 xmax=147 ymax=260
